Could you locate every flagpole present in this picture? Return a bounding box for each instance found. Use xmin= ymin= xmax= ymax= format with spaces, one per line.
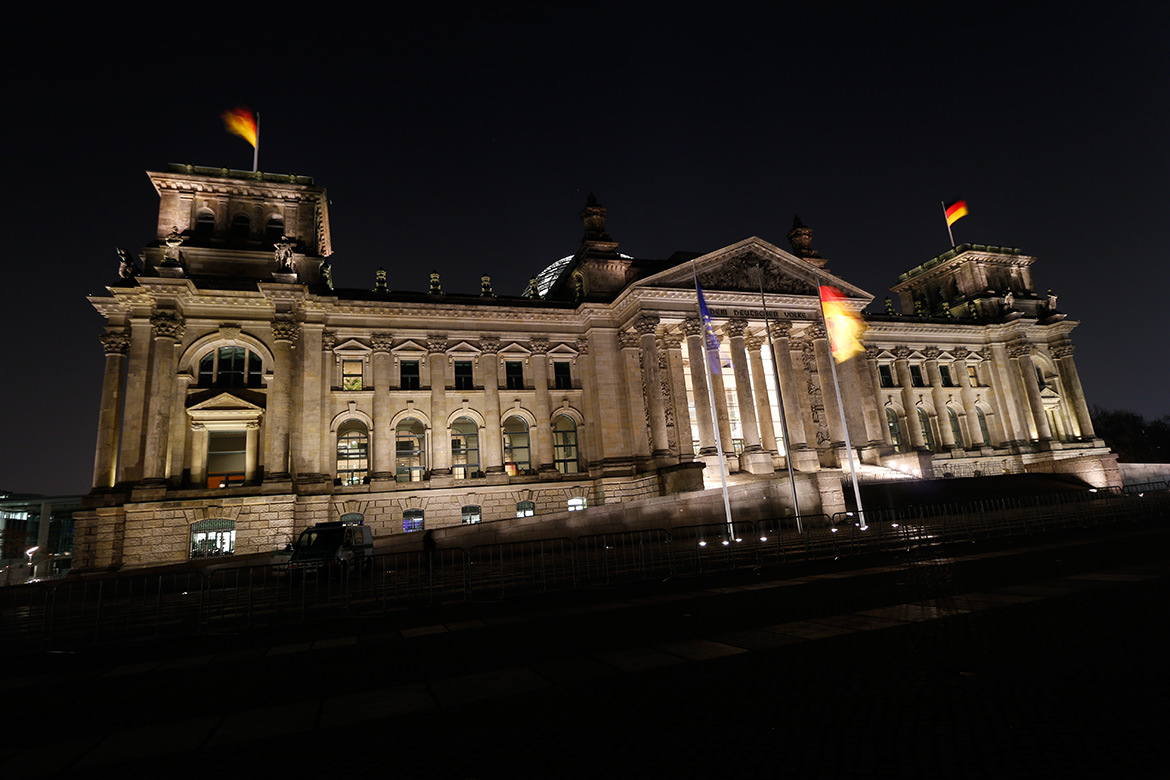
xmin=817 ymin=281 xmax=867 ymax=531
xmin=754 ymin=261 xmax=803 ymax=533
xmin=941 ymin=200 xmax=955 ymax=247
xmin=253 ymin=112 xmax=260 ymax=173
xmin=692 ymin=260 xmax=735 ymax=541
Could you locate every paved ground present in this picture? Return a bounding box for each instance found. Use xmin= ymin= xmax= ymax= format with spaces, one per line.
xmin=3 ymin=524 xmax=1170 ymax=778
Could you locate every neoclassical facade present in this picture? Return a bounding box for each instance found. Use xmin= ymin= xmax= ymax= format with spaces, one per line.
xmin=75 ymin=165 xmax=1116 ymax=570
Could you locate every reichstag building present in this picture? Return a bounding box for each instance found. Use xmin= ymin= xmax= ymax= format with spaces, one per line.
xmin=75 ymin=165 xmax=1116 ymax=569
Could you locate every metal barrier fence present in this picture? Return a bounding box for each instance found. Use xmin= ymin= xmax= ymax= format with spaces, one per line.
xmin=3 ymin=486 xmax=1169 ymax=654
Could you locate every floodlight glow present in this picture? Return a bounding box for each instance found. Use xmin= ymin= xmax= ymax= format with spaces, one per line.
xmin=698 ymin=540 xmax=707 ymax=547
xmin=759 ymin=536 xmax=768 ymax=542
xmin=722 ymin=540 xmax=730 ymax=546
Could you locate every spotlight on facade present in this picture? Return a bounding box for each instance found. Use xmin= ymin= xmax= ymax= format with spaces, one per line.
xmin=759 ymin=536 xmax=768 ymax=542
xmin=722 ymin=540 xmax=730 ymax=546
xmin=698 ymin=540 xmax=707 ymax=547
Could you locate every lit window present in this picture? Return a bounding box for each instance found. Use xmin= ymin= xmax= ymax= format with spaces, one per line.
xmin=948 ymin=407 xmax=964 ymax=448
xmin=918 ymin=407 xmax=935 ymax=451
xmin=568 ymin=497 xmax=586 ymax=511
xmin=503 ymin=416 xmax=530 ymax=475
xmin=400 ymin=360 xmax=420 ymax=390
xmin=454 ymin=361 xmax=474 ymax=390
xmin=553 ymin=361 xmax=572 ymax=390
xmin=342 ymin=359 xmax=364 ymax=391
xmin=553 ymin=416 xmax=580 ymax=474
xmin=967 ymin=365 xmax=979 ymax=387
xmin=190 ymin=519 xmax=235 ymax=558
xmin=451 ymin=417 xmax=480 ymax=479
xmin=879 ymin=364 xmax=895 ymax=388
xmin=886 ymin=408 xmax=904 ymax=453
xmin=198 ymin=347 xmax=263 ymax=388
xmin=207 ymin=431 xmax=246 ymax=488
xmin=505 ymin=361 xmax=524 ymax=390
xmin=403 ymin=509 xmax=424 ymax=533
xmin=396 ymin=418 xmax=426 ymax=482
xmin=336 ymin=420 xmax=369 ymax=485
xmin=516 ymin=501 xmax=535 ymax=517
xmin=461 ymin=505 xmax=482 ymax=525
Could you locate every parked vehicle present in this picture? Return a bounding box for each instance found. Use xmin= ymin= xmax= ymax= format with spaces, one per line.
xmin=285 ymin=520 xmax=373 ymax=577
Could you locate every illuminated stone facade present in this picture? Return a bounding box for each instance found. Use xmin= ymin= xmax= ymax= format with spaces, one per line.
xmin=75 ymin=165 xmax=1117 ymax=570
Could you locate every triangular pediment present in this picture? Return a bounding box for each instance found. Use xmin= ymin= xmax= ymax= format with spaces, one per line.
xmin=333 ymin=338 xmax=371 ymax=353
xmin=188 ymin=392 xmax=265 ymax=413
xmin=635 ymin=237 xmax=872 ymax=300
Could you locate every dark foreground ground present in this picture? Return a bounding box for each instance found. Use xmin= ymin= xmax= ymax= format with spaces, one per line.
xmin=3 ymin=523 xmax=1169 ymax=778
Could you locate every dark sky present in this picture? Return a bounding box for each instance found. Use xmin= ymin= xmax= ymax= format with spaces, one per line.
xmin=4 ymin=4 xmax=1167 ymax=496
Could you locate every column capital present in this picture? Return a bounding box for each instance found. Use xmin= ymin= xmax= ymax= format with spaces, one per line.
xmin=150 ymin=311 xmax=185 ymax=341
xmin=575 ymin=336 xmax=589 ymax=355
xmin=923 ymin=347 xmax=941 ymax=361
xmin=271 ymin=319 xmax=300 ymax=343
xmin=480 ymin=336 xmax=501 ymax=354
xmin=426 ymin=336 xmax=448 ymax=353
xmin=680 ymin=317 xmax=703 ymax=337
xmin=1007 ymin=341 xmax=1033 ymax=359
xmin=1051 ymin=342 xmax=1074 ymax=358
xmin=726 ymin=317 xmax=749 ymax=337
xmin=321 ymin=330 xmax=336 ymax=350
xmin=807 ymin=322 xmax=826 ymax=340
xmin=371 ymin=332 xmax=394 ymax=352
xmin=619 ymin=330 xmax=640 ymax=349
xmin=744 ymin=334 xmax=764 ymax=351
xmin=951 ymin=346 xmax=970 ymax=360
xmin=768 ymin=320 xmax=791 ymax=339
xmin=635 ymin=314 xmax=660 ymax=335
xmin=529 ymin=337 xmax=550 ymax=354
xmin=864 ymin=345 xmax=881 ymax=360
xmin=893 ymin=345 xmax=912 ymax=360
xmin=100 ymin=331 xmax=131 ymax=355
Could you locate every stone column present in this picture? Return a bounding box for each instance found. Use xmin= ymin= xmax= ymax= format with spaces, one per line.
xmin=93 ymin=331 xmax=129 ymax=489
xmin=480 ymin=337 xmax=504 ymax=473
xmin=118 ymin=318 xmax=153 ymax=483
xmin=190 ymin=423 xmax=208 ymax=487
xmin=923 ymin=348 xmax=955 ymax=448
xmin=768 ymin=321 xmax=813 ymax=465
xmin=245 ymin=421 xmax=260 ymax=482
xmin=636 ymin=315 xmax=671 ymax=458
xmin=728 ymin=318 xmax=771 ymax=473
xmin=663 ymin=332 xmax=694 ymax=461
xmin=810 ymin=323 xmax=845 ymax=447
xmin=746 ymin=334 xmax=778 ymax=455
xmin=708 ymin=331 xmax=736 ymax=463
xmin=952 ymin=347 xmax=979 ymax=447
xmin=619 ymin=329 xmax=652 ymax=463
xmin=428 ymin=336 xmax=451 ymax=475
xmin=319 ymin=331 xmax=336 ymax=473
xmin=1010 ymin=340 xmax=1053 ymax=443
xmin=854 ymin=346 xmax=886 ymax=448
xmin=682 ymin=318 xmax=716 ymax=456
xmin=370 ymin=333 xmax=394 ymax=480
xmin=1052 ymin=340 xmax=1095 ymax=438
xmin=265 ymin=319 xmax=298 ymax=481
xmin=893 ymin=346 xmax=926 ymax=449
xmin=141 ymin=312 xmax=184 ymax=483
xmin=167 ymin=371 xmax=192 ymax=484
xmin=296 ymin=323 xmax=325 ymax=480
xmin=528 ymin=338 xmax=556 ymax=473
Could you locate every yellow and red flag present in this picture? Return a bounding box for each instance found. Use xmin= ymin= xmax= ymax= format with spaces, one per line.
xmin=944 ymin=200 xmax=968 ymax=227
xmin=819 ymin=285 xmax=866 ymax=362
xmin=222 ymin=107 xmax=258 ymax=148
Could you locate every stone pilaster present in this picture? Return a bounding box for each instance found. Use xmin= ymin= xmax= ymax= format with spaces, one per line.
xmin=93 ymin=331 xmax=130 ymax=488
xmin=480 ymin=337 xmax=505 ymax=473
xmin=1010 ymin=340 xmax=1053 ymax=444
xmin=428 ymin=336 xmax=451 ymax=476
xmin=264 ymin=318 xmax=298 ymax=481
xmin=636 ymin=315 xmax=671 ymax=458
xmin=118 ymin=318 xmax=153 ymax=483
xmin=141 ymin=312 xmax=185 ymax=483
xmin=619 ymin=329 xmax=652 ymax=464
xmin=893 ymin=346 xmax=926 ymax=449
xmin=1051 ymin=340 xmax=1095 ymax=438
xmin=370 ymin=332 xmax=394 ymax=480
xmin=663 ymin=332 xmax=694 ymax=461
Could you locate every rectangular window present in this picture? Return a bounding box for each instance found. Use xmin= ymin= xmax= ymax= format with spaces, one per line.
xmin=454 ymin=360 xmax=474 ymax=390
xmin=939 ymin=365 xmax=954 ymax=387
xmin=909 ymin=365 xmax=925 ymax=387
xmin=879 ymin=364 xmax=895 ymax=388
xmin=516 ymin=501 xmax=535 ymax=518
xmin=505 ymin=361 xmax=524 ymax=390
xmin=403 ymin=509 xmax=424 ymax=533
xmin=553 ymin=361 xmax=572 ymax=390
xmin=207 ymin=431 xmax=246 ymax=489
xmin=967 ymin=366 xmax=979 ymax=387
xmin=400 ymin=360 xmax=420 ymax=390
xmin=342 ymin=359 xmax=363 ymax=390
xmin=461 ymin=505 xmax=482 ymax=525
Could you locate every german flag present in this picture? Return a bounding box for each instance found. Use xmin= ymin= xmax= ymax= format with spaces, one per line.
xmin=944 ymin=200 xmax=968 ymax=227
xmin=819 ymin=286 xmax=866 ymax=362
xmin=222 ymin=107 xmax=258 ymax=148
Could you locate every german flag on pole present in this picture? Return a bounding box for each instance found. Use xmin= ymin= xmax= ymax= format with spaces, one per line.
xmin=222 ymin=107 xmax=258 ymax=148
xmin=819 ymin=285 xmax=866 ymax=362
xmin=944 ymin=200 xmax=968 ymax=227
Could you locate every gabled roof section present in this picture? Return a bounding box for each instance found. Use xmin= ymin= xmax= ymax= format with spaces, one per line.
xmin=632 ymin=237 xmax=872 ymax=301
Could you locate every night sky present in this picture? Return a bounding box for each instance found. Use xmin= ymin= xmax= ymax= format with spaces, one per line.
xmin=4 ymin=4 xmax=1167 ymax=496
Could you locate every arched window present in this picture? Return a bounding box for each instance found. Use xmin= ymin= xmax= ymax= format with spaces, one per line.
xmin=461 ymin=505 xmax=482 ymax=524
xmin=451 ymin=417 xmax=480 ymax=479
xmin=190 ymin=519 xmax=235 ymax=558
xmin=948 ymin=407 xmax=964 ymax=448
xmin=976 ymin=407 xmax=991 ymax=446
xmin=194 ymin=211 xmax=215 ymax=239
xmin=395 ymin=418 xmax=426 ymax=482
xmin=336 ymin=420 xmax=369 ymax=486
xmin=553 ymin=416 xmax=580 ymax=474
xmin=516 ymin=500 xmax=535 ymax=517
xmin=230 ymin=213 xmax=251 ymax=242
xmin=503 ymin=416 xmax=530 ymax=475
xmin=917 ymin=408 xmax=935 ymax=451
xmin=198 ymin=346 xmax=263 ymax=388
xmin=886 ymin=408 xmax=904 ymax=453
xmin=265 ymin=217 xmax=285 ymax=245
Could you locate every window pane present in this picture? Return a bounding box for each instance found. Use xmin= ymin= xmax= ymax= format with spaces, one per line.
xmin=401 ymin=360 xmax=420 ymax=390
